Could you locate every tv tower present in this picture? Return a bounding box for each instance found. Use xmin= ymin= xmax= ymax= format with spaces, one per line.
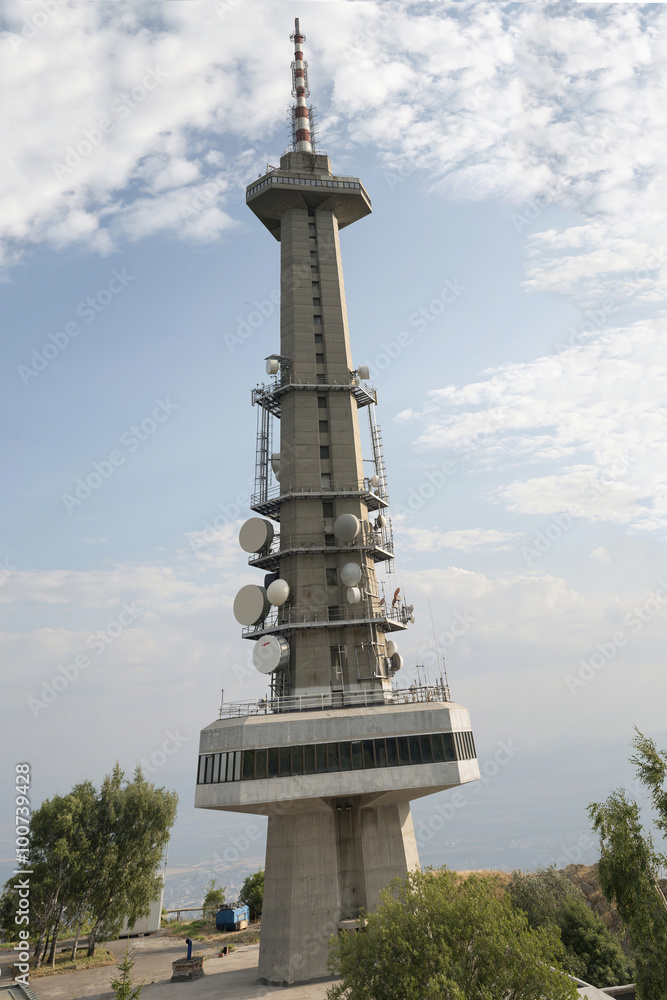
xmin=195 ymin=18 xmax=479 ymax=985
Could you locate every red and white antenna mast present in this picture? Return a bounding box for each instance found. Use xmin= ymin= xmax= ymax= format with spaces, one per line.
xmin=290 ymin=17 xmax=312 ymax=153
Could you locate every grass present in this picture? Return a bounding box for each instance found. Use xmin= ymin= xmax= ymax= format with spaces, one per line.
xmin=161 ymin=916 xmax=261 ymax=948
xmin=29 ymin=945 xmax=116 ymax=977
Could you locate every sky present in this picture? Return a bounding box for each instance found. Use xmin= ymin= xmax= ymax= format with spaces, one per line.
xmin=2 ymin=0 xmax=667 ymax=881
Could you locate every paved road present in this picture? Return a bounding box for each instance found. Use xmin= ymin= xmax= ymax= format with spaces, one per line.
xmin=3 ymin=936 xmax=335 ymax=1000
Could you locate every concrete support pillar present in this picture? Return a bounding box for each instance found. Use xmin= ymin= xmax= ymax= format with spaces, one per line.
xmin=257 ymin=799 xmax=420 ymax=985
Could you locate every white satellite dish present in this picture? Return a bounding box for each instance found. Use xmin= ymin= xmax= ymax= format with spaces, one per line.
xmin=233 ymin=585 xmax=270 ymax=626
xmin=370 ymin=474 xmax=380 ymax=488
xmin=391 ymin=652 xmax=403 ymax=673
xmin=385 ymin=640 xmax=398 ymax=658
xmin=333 ymin=513 xmax=360 ymax=542
xmin=357 ymin=365 xmax=370 ymax=380
xmin=267 ymin=579 xmax=290 ymax=606
xmin=253 ymin=635 xmax=290 ymax=673
xmin=266 ymin=358 xmax=280 ymax=375
xmin=238 ymin=518 xmax=274 ymax=554
xmin=347 ymin=587 xmax=362 ymax=604
xmin=340 ymin=562 xmax=362 ymax=587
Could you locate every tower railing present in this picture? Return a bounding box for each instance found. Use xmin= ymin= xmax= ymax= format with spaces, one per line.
xmin=252 ymin=374 xmax=377 ymax=413
xmin=241 ymin=599 xmax=411 ymax=637
xmin=217 ymin=682 xmax=452 ymax=719
xmin=251 ymin=478 xmax=388 ymax=511
xmin=247 ymin=529 xmax=394 ymax=569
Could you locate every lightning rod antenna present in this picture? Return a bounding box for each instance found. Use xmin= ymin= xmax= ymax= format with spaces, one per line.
xmin=290 ymin=17 xmax=312 ymax=152
xmin=428 ymin=599 xmax=451 ymax=700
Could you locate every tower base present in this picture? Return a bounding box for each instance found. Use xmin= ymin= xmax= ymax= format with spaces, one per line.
xmin=257 ymin=798 xmax=419 ymax=985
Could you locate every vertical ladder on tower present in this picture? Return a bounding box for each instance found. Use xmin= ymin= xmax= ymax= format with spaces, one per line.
xmin=367 ymin=403 xmax=394 ymax=573
xmin=254 ymin=400 xmax=273 ymax=504
xmin=367 ymin=403 xmax=388 ymax=503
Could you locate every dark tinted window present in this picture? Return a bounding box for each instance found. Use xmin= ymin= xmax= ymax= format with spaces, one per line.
xmin=268 ymin=747 xmax=279 ymax=778
xmin=280 ymin=746 xmax=291 ymax=777
xmin=351 ymin=741 xmax=363 ymax=769
xmin=292 ymin=745 xmax=304 ymax=775
xmin=316 ymin=744 xmax=327 ymax=773
xmin=362 ymin=740 xmax=376 ymax=769
xmin=255 ymin=749 xmax=267 ymax=779
xmin=327 ymin=744 xmax=340 ymax=772
xmin=386 ymin=738 xmax=399 ymax=767
xmin=339 ymin=742 xmax=352 ymax=771
xmin=442 ymin=733 xmax=455 ymax=762
xmin=397 ymin=736 xmax=410 ymax=766
xmin=242 ymin=750 xmax=255 ymax=781
xmin=375 ymin=739 xmax=388 ymax=767
xmin=304 ymin=744 xmax=316 ymax=774
xmin=420 ymin=735 xmax=434 ymax=764
xmin=408 ymin=736 xmax=422 ymax=765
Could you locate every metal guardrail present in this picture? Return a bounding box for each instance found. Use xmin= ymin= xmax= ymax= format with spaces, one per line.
xmin=241 ymin=599 xmax=410 ymax=638
xmin=218 ymin=683 xmax=451 ymax=719
xmin=247 ymin=530 xmax=394 ymax=568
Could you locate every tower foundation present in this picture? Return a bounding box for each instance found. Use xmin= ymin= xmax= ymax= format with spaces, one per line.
xmin=258 ymin=800 xmax=418 ymax=984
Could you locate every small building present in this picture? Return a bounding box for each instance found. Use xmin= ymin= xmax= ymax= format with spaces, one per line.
xmin=216 ymin=904 xmax=250 ymax=931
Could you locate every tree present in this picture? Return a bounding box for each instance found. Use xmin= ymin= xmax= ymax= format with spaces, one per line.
xmin=326 ymin=867 xmax=579 ymax=1000
xmin=0 ymin=764 xmax=177 ymax=963
xmin=85 ymin=765 xmax=178 ymax=955
xmin=589 ymin=728 xmax=667 ymax=1000
xmin=202 ymin=878 xmax=226 ymax=921
xmin=110 ymin=947 xmax=144 ymax=1000
xmin=239 ymin=868 xmax=263 ymax=921
xmin=508 ymin=866 xmax=633 ymax=987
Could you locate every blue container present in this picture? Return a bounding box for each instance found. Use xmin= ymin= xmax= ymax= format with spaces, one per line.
xmin=215 ymin=904 xmax=250 ymax=931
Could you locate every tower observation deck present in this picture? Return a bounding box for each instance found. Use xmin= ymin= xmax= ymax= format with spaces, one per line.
xmin=195 ymin=18 xmax=479 ymax=986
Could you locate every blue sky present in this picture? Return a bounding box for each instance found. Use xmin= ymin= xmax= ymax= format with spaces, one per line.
xmin=2 ymin=1 xmax=667 ymax=875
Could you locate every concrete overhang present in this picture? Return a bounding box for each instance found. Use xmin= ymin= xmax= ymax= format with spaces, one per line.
xmin=246 ymin=173 xmax=372 ymax=239
xmin=195 ymin=758 xmax=479 ymax=815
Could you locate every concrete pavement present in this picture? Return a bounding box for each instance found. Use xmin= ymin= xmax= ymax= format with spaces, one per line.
xmin=19 ymin=938 xmax=335 ymax=1000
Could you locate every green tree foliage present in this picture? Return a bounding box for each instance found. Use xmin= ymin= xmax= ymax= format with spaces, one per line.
xmin=326 ymin=867 xmax=579 ymax=1000
xmin=508 ymin=866 xmax=633 ymax=987
xmin=110 ymin=947 xmax=144 ymax=1000
xmin=589 ymin=730 xmax=667 ymax=1000
xmin=0 ymin=765 xmax=177 ymax=964
xmin=238 ymin=868 xmax=264 ymax=921
xmin=202 ymin=878 xmax=226 ymax=921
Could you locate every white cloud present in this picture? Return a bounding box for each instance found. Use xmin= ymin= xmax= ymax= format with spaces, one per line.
xmin=590 ymin=546 xmax=611 ymax=563
xmin=2 ymin=0 xmax=667 ymax=309
xmin=404 ymin=316 xmax=667 ymax=532
xmin=403 ymin=527 xmax=521 ymax=553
